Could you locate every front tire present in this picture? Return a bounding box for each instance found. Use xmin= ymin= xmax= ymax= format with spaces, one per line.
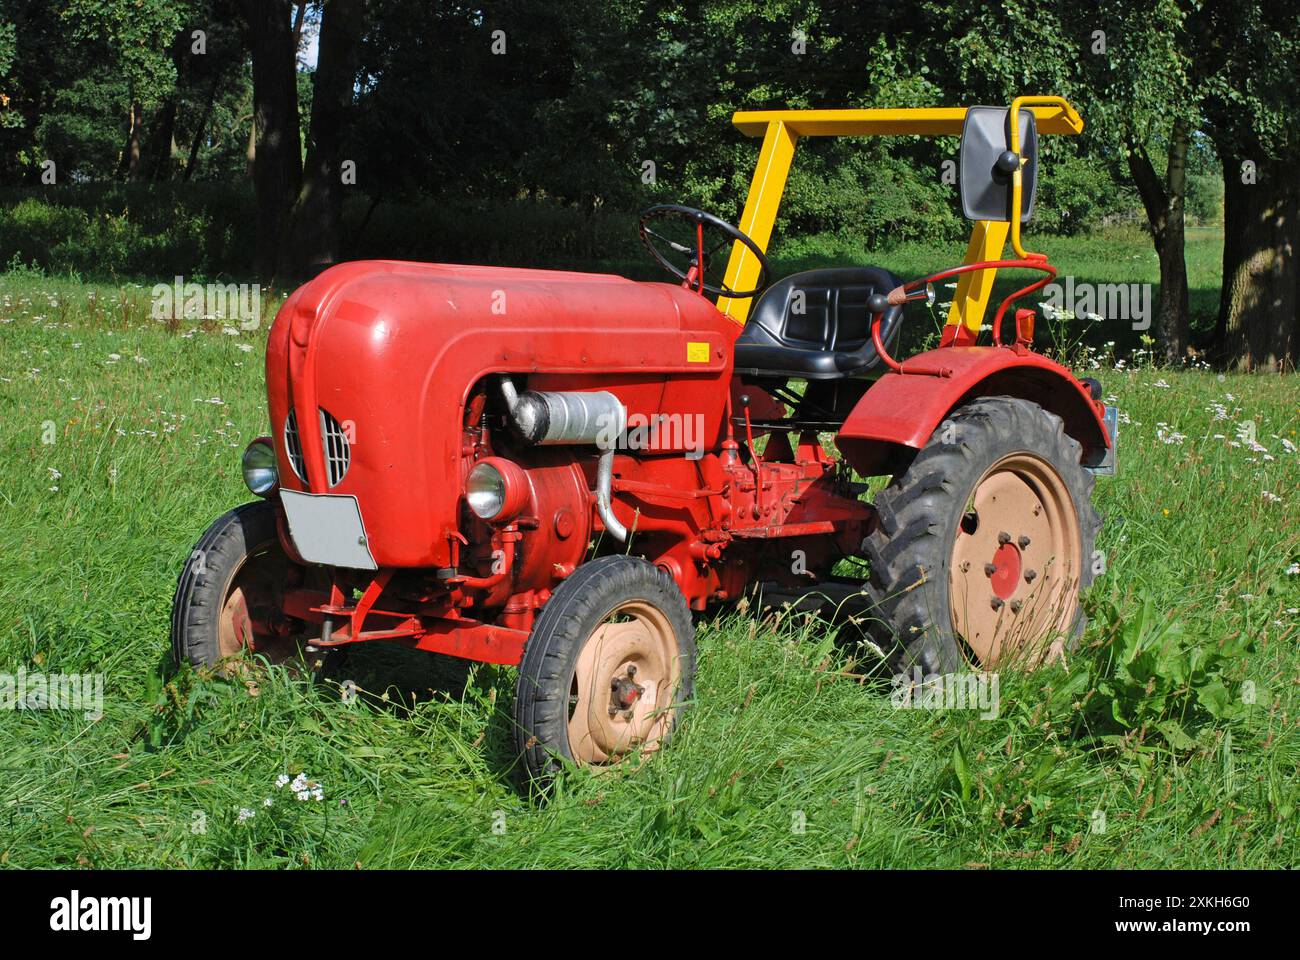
xmin=171 ymin=500 xmax=326 ymax=671
xmin=513 ymin=555 xmax=696 ymax=787
xmin=861 ymin=397 xmax=1101 ymax=673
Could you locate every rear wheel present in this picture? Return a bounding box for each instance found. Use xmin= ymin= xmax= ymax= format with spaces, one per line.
xmin=513 ymin=555 xmax=695 ymax=787
xmin=861 ymin=397 xmax=1100 ymax=673
xmin=171 ymin=500 xmax=328 ymax=671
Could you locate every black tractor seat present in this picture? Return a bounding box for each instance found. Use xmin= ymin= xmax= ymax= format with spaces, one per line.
xmin=733 ymin=266 xmax=905 ymax=379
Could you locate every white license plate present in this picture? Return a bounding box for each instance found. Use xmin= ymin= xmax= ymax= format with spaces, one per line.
xmin=279 ymin=490 xmax=378 ymax=570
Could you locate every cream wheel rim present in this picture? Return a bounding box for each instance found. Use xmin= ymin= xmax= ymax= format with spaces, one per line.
xmin=948 ymin=453 xmax=1083 ymax=666
xmin=567 ymin=600 xmax=680 ymax=764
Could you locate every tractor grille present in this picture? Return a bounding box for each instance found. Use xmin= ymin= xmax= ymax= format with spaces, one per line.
xmin=320 ymin=408 xmax=351 ymax=487
xmin=283 ymin=409 xmax=305 ymax=481
xmin=283 ymin=408 xmax=350 ymax=488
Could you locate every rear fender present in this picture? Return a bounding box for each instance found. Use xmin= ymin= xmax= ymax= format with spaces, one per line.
xmin=835 ymin=346 xmax=1109 ymax=476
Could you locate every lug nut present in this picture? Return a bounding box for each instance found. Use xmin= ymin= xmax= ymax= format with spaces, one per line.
xmin=997 ymin=531 xmax=1011 ymax=545
xmin=1024 ymin=569 xmax=1038 ymax=583
xmin=984 ymin=563 xmax=998 ymax=576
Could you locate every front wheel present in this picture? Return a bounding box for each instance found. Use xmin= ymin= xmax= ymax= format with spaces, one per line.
xmin=861 ymin=396 xmax=1101 ymax=673
xmin=171 ymin=500 xmax=327 ymax=671
xmin=513 ymin=555 xmax=696 ymax=787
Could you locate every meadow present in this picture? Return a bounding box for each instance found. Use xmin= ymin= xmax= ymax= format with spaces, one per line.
xmin=0 ymin=228 xmax=1296 ymax=868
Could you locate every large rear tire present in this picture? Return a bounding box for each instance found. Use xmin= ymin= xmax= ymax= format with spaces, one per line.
xmin=861 ymin=397 xmax=1101 ymax=674
xmin=513 ymin=555 xmax=696 ymax=787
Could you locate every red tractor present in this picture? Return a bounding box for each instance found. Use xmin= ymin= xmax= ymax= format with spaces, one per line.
xmin=172 ymin=97 xmax=1114 ymax=784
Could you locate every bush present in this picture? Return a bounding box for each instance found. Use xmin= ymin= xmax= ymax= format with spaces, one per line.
xmin=0 ymin=183 xmax=256 ymax=279
xmin=1035 ymin=152 xmax=1141 ymax=235
xmin=1186 ymin=173 xmax=1224 ymax=224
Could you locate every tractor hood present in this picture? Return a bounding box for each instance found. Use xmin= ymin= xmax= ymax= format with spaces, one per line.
xmin=265 ymin=260 xmax=736 ymax=569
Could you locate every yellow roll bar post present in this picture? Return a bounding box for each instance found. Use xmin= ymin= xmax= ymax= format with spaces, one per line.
xmin=719 ymin=101 xmax=1084 ymax=338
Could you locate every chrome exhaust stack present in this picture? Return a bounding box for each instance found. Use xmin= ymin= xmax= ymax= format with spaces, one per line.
xmin=499 ymin=376 xmax=630 ymax=541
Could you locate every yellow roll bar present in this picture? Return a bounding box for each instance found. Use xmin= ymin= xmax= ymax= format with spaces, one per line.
xmin=717 ymin=100 xmax=1084 ymax=337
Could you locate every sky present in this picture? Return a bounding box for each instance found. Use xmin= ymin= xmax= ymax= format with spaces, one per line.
xmin=297 ymin=9 xmax=321 ymax=70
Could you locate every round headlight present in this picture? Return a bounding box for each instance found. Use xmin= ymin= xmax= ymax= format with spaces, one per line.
xmin=466 ymin=461 xmax=506 ymax=519
xmin=242 ymin=439 xmax=278 ymax=496
xmin=465 ymin=457 xmax=528 ymax=523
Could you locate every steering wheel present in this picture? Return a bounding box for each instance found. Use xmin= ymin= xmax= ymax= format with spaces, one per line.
xmin=638 ymin=204 xmax=771 ymax=299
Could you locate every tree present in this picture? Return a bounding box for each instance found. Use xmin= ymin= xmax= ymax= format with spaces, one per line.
xmin=1197 ymin=0 xmax=1300 ymax=371
xmin=1048 ymin=0 xmax=1200 ymax=362
xmin=281 ymin=0 xmax=366 ymax=276
xmin=237 ymin=0 xmax=303 ymax=278
xmin=61 ymin=0 xmax=186 ymax=180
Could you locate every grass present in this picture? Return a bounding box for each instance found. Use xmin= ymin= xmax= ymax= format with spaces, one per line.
xmin=0 ymin=228 xmax=1296 ymax=869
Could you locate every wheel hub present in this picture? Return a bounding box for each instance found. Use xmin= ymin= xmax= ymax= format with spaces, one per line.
xmin=608 ymin=665 xmax=645 ymax=715
xmin=989 ymin=541 xmax=1022 ymax=599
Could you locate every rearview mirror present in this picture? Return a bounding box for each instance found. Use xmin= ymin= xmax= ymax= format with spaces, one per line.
xmin=959 ymin=106 xmax=1038 ymax=223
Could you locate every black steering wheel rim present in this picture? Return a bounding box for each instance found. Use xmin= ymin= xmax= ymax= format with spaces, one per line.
xmin=638 ymin=204 xmax=771 ymax=299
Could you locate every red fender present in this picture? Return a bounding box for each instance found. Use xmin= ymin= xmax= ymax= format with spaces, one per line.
xmin=835 ymin=345 xmax=1110 ymax=477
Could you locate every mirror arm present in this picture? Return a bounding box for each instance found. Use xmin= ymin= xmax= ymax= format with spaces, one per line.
xmin=1007 ymin=95 xmax=1071 ymax=261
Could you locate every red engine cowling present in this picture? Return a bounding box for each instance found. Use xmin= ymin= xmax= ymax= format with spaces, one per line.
xmin=266 ymin=259 xmax=739 ymax=571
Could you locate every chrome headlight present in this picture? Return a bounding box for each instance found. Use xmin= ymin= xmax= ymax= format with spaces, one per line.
xmin=242 ymin=439 xmax=278 ymax=496
xmin=465 ymin=457 xmax=528 ymax=523
xmin=466 ymin=461 xmax=506 ymax=519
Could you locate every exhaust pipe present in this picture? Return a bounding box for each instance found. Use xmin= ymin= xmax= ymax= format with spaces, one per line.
xmin=499 ymin=377 xmax=625 ymax=446
xmin=499 ymin=377 xmax=629 ymax=541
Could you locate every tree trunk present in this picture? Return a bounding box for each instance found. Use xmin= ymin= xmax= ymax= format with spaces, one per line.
xmin=124 ymin=101 xmax=144 ymax=181
xmin=1158 ymin=120 xmax=1191 ymax=360
xmin=238 ymin=0 xmax=303 ymax=280
xmin=351 ymin=192 xmax=382 ymax=252
xmin=1126 ymin=123 xmax=1191 ymax=363
xmin=1213 ymin=150 xmax=1240 ymax=355
xmin=145 ymin=98 xmax=179 ymax=181
xmin=1216 ymin=152 xmax=1299 ymax=371
xmin=281 ymin=0 xmax=368 ymax=278
xmin=184 ymin=74 xmax=223 ymax=182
